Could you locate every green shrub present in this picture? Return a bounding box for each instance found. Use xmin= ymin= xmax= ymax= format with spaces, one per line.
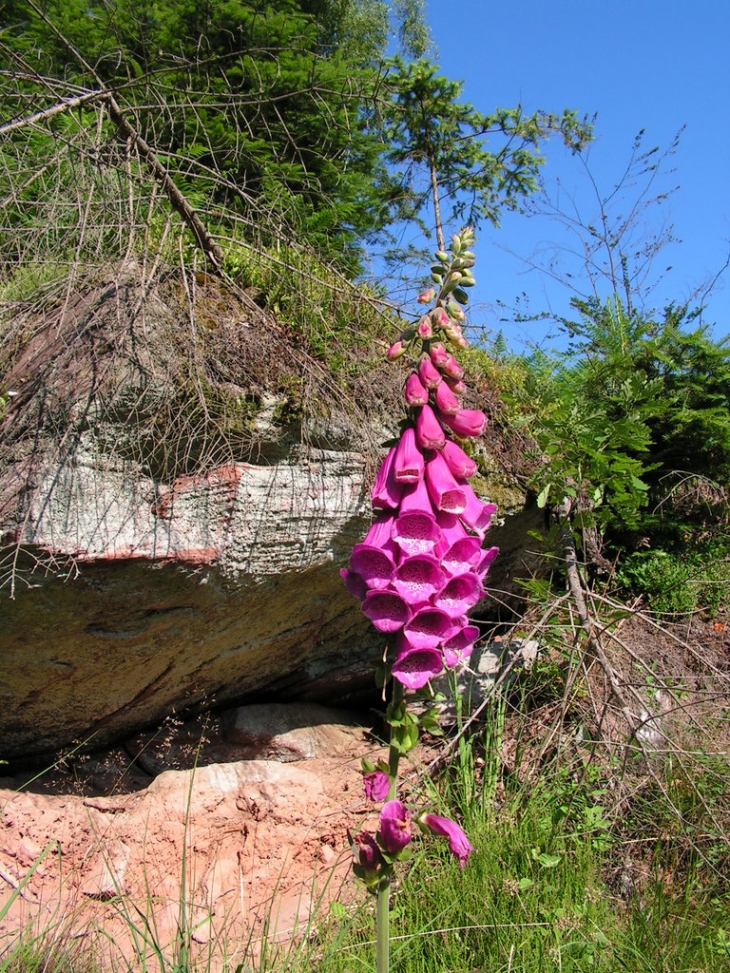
xmin=617 ymin=541 xmax=730 ymax=616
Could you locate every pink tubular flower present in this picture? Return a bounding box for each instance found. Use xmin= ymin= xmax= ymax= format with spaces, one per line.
xmin=419 ymin=813 xmax=474 ymax=868
xmin=392 ymin=478 xmax=442 ymax=555
xmin=434 ymin=380 xmax=461 ymax=416
xmin=392 ymin=640 xmax=444 ymax=689
xmin=349 ymin=514 xmax=396 ymax=589
xmin=352 ymin=830 xmax=384 ymax=872
xmin=417 ymin=288 xmax=436 ymax=305
xmin=392 ymin=553 xmax=446 ymax=605
xmin=442 ymin=624 xmax=480 ymax=668
xmin=404 ymin=606 xmax=457 ymax=648
xmin=371 ymin=445 xmax=404 ymax=509
xmin=416 ymin=404 xmax=446 ymax=451
xmin=434 ymin=573 xmax=484 ymax=617
xmin=439 ymin=536 xmax=482 ymax=576
xmin=363 ymin=770 xmax=390 ymax=802
xmin=425 ymin=452 xmax=468 ymax=514
xmin=435 ymin=511 xmax=469 ymax=548
xmin=404 ymin=371 xmax=429 ymax=407
xmin=362 ymin=590 xmax=410 ymax=632
xmin=378 ymin=800 xmax=413 ymax=854
xmin=441 ymin=439 xmax=478 ymax=479
xmin=417 ymin=316 xmax=433 ymax=339
xmin=477 ymin=545 xmax=500 ymax=577
xmin=445 ymin=376 xmax=467 ymax=396
xmin=442 ymin=355 xmax=464 ymax=381
xmin=418 ymin=356 xmax=442 ymax=390
xmin=442 ymin=409 xmax=487 ymax=439
xmin=349 ymin=545 xmax=394 ymax=591
xmin=393 ymin=427 xmax=425 ymax=484
xmin=429 ymin=342 xmax=449 ymax=367
xmin=460 ymin=492 xmax=498 ymax=537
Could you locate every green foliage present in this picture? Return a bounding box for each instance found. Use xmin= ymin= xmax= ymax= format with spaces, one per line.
xmin=377 ymin=56 xmax=593 ymax=247
xmin=2 ymin=0 xmax=397 ymax=272
xmin=500 ymin=297 xmax=730 ymax=573
xmin=617 ymin=542 xmax=730 ymax=616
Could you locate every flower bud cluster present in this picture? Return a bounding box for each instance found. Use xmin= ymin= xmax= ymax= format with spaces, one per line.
xmin=343 ymin=228 xmax=498 ymax=690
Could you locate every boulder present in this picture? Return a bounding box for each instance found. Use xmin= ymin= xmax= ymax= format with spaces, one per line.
xmin=0 ymin=267 xmax=538 ymax=763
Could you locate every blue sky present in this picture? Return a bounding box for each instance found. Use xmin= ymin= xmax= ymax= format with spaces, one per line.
xmin=407 ymin=0 xmax=730 ymax=351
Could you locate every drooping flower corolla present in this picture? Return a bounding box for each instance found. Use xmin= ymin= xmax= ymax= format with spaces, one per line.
xmin=415 ymin=404 xmax=446 ymax=451
xmin=442 ymin=408 xmax=487 ymax=438
xmin=352 ymin=830 xmax=384 ymax=872
xmin=391 ymin=642 xmax=443 ymax=690
xmin=393 ymin=426 xmax=424 ymax=483
xmin=378 ymin=800 xmax=413 ymax=854
xmin=441 ymin=439 xmax=477 ymax=479
xmin=392 ymin=479 xmax=442 ymax=555
xmin=363 ymin=770 xmax=390 ymax=802
xmin=404 ymin=372 xmax=429 ymax=407
xmin=419 ymin=813 xmax=474 ymax=868
xmin=425 ymin=452 xmax=468 ymax=514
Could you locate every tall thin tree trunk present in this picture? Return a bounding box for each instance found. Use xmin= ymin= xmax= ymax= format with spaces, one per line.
xmin=429 ymin=155 xmax=445 ymax=253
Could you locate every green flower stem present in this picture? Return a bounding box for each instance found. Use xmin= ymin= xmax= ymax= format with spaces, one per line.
xmin=377 ymin=677 xmax=405 ymax=973
xmin=376 ymin=870 xmax=391 ymax=973
xmin=387 ymin=678 xmax=404 ymax=801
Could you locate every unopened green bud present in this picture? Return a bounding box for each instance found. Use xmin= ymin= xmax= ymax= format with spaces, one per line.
xmin=452 ymin=287 xmax=470 ymax=305
xmin=434 ymin=251 xmax=450 ymax=263
xmin=431 ymin=272 xmax=443 ymax=285
xmin=451 ymin=234 xmax=462 ymax=255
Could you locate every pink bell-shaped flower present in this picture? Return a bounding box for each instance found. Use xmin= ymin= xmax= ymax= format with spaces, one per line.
xmin=442 ymin=624 xmax=480 ymax=668
xmin=392 ymin=639 xmax=444 ymax=690
xmin=442 ymin=409 xmax=487 ymax=439
xmin=434 ymin=573 xmax=484 ymax=617
xmin=460 ymin=491 xmax=497 ymax=536
xmin=393 ymin=479 xmax=441 ymax=555
xmin=434 ymin=380 xmax=461 ymax=416
xmin=442 ymin=355 xmax=464 ymax=381
xmin=378 ymin=800 xmax=413 ymax=854
xmin=415 ymin=404 xmax=446 ymax=451
xmin=371 ymin=444 xmax=404 ymax=509
xmin=404 ymin=606 xmax=457 ymax=648
xmin=477 ymin=545 xmax=500 ymax=577
xmin=429 ymin=342 xmax=449 ymax=367
xmin=425 ymin=452 xmax=468 ymax=514
xmin=441 ymin=439 xmax=478 ymax=479
xmin=404 ymin=371 xmax=429 ymax=407
xmin=418 ymin=357 xmax=442 ymax=390
xmin=419 ymin=813 xmax=474 ymax=868
xmin=362 ymin=590 xmax=411 ymax=632
xmin=438 ymin=535 xmax=483 ymax=576
xmin=392 ymin=554 xmax=446 ymax=605
xmin=393 ymin=426 xmax=425 ymax=484
xmin=349 ymin=546 xmax=395 ymax=590
xmin=435 ymin=511 xmax=469 ymax=548
xmin=352 ymin=830 xmax=384 ymax=873
xmin=363 ymin=770 xmax=390 ymax=802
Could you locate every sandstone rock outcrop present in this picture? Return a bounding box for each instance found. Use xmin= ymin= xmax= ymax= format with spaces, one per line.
xmin=0 ymin=266 xmax=537 ymax=763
